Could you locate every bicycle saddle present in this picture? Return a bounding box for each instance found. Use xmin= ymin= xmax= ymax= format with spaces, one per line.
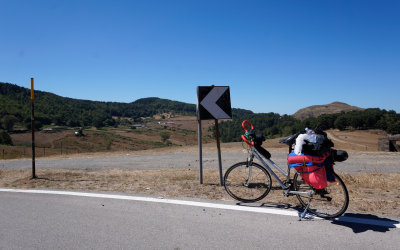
xmin=279 ymin=133 xmax=299 ymax=146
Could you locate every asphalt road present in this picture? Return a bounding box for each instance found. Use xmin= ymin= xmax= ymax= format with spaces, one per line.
xmin=1 ymin=151 xmax=400 ymax=174
xmin=1 ymin=190 xmax=399 ymax=250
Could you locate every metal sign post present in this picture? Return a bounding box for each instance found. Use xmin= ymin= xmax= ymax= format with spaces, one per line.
xmin=197 ymin=119 xmax=203 ymax=184
xmin=214 ymin=119 xmax=223 ymax=185
xmin=197 ymin=86 xmax=232 ymax=185
xmin=31 ymin=77 xmax=37 ymax=179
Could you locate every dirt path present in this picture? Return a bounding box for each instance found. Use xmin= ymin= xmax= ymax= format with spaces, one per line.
xmin=326 ymin=131 xmax=368 ymax=148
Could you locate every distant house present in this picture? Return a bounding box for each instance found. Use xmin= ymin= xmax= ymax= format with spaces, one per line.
xmin=158 ymin=122 xmax=176 ymax=126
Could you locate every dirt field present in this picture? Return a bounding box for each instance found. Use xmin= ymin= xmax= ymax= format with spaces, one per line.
xmin=3 ymin=114 xmax=391 ymax=160
xmin=2 ymin=115 xmax=218 ymax=159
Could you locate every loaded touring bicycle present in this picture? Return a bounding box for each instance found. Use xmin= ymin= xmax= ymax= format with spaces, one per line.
xmin=223 ymin=120 xmax=349 ymax=219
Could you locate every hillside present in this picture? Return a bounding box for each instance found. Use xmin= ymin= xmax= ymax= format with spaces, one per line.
xmin=0 ymin=82 xmax=197 ymax=128
xmin=1 ymin=82 xmax=399 ymax=156
xmin=0 ymin=82 xmax=252 ymax=129
xmin=293 ymin=102 xmax=363 ymax=120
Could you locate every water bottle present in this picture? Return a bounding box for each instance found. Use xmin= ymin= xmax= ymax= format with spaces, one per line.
xmin=305 ymin=128 xmax=317 ymax=143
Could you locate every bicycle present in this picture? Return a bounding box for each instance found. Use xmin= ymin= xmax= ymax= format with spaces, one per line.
xmin=223 ymin=120 xmax=349 ymax=219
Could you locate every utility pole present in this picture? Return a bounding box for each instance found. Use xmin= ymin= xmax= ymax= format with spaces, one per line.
xmin=31 ymin=78 xmax=37 ymax=179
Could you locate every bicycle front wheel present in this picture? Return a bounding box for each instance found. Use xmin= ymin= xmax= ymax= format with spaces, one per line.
xmin=294 ymin=171 xmax=349 ymax=218
xmin=224 ymin=162 xmax=272 ymax=203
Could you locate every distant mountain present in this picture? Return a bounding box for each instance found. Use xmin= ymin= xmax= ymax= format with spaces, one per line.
xmin=292 ymin=102 xmax=364 ymax=120
xmin=0 ymin=82 xmax=252 ymax=128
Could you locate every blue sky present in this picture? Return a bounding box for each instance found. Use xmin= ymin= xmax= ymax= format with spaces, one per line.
xmin=1 ymin=0 xmax=399 ymax=115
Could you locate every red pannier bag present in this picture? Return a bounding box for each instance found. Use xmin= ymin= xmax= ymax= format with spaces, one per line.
xmin=287 ymin=152 xmax=330 ymax=189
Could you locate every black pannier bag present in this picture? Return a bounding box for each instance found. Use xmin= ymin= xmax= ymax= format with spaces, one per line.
xmin=332 ymin=149 xmax=348 ymax=162
xmin=253 ymin=133 xmax=271 ymax=159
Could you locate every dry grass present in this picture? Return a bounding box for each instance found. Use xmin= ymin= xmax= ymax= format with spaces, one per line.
xmin=341 ymin=172 xmax=400 ymax=216
xmin=1 ymin=169 xmax=399 ymax=217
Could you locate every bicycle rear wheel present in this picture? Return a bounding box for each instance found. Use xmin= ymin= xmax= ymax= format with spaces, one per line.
xmin=224 ymin=162 xmax=272 ymax=203
xmin=294 ymin=171 xmax=349 ymax=218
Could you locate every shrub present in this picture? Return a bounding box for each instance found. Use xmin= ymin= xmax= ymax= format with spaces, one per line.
xmin=0 ymin=130 xmax=13 ymax=145
xmin=160 ymin=132 xmax=171 ymax=143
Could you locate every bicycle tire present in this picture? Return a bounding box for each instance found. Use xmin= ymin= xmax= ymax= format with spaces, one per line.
xmin=294 ymin=171 xmax=349 ymax=218
xmin=224 ymin=162 xmax=272 ymax=203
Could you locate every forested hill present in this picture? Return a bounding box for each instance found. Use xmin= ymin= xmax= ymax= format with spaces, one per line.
xmin=0 ymin=82 xmax=252 ymax=129
xmin=216 ymin=108 xmax=400 ymax=142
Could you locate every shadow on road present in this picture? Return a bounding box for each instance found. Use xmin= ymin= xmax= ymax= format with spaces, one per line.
xmin=236 ymin=201 xmax=308 ymax=215
xmin=236 ymin=201 xmax=296 ymax=210
xmin=330 ymin=213 xmax=400 ymax=233
xmin=236 ymin=202 xmax=399 ymax=233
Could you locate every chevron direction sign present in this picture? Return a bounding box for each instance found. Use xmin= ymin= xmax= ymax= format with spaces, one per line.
xmin=197 ymin=86 xmax=232 ymax=120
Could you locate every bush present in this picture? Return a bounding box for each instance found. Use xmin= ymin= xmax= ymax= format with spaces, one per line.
xmin=1 ymin=115 xmax=17 ymax=131
xmin=0 ymin=130 xmax=13 ymax=145
xmin=387 ymin=121 xmax=400 ymax=135
xmin=25 ymin=120 xmax=43 ymax=131
xmin=160 ymin=132 xmax=171 ymax=143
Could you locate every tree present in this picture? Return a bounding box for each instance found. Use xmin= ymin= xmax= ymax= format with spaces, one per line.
xmin=387 ymin=121 xmax=400 ymax=135
xmin=104 ymin=118 xmax=117 ymax=127
xmin=25 ymin=120 xmax=43 ymax=131
xmin=334 ymin=116 xmax=348 ymax=131
xmin=349 ymin=116 xmax=364 ymax=129
xmin=1 ymin=115 xmax=17 ymax=131
xmin=92 ymin=112 xmax=108 ymax=129
xmin=0 ymin=130 xmax=13 ymax=145
xmin=160 ymin=132 xmax=171 ymax=143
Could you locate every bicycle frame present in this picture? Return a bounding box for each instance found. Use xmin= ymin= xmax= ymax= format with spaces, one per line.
xmin=246 ymin=146 xmax=313 ymax=218
xmin=247 ymin=146 xmax=312 ymax=196
xmin=248 ymin=147 xmax=289 ymax=189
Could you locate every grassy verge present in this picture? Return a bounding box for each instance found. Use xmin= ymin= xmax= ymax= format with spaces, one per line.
xmin=0 ymin=169 xmax=399 ymax=217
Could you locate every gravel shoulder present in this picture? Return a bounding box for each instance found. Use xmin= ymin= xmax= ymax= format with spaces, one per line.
xmin=1 ymin=144 xmax=399 ymax=174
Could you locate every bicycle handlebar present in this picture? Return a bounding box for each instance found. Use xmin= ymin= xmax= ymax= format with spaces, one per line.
xmin=241 ymin=120 xmax=254 ymax=132
xmin=241 ymin=120 xmax=255 ymax=146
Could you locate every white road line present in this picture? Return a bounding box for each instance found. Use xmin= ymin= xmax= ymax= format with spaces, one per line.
xmin=1 ymin=188 xmax=399 ymax=228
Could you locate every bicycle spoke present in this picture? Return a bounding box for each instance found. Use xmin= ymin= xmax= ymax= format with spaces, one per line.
xmin=294 ymin=172 xmax=349 ymax=218
xmin=224 ymin=162 xmax=272 ymax=203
